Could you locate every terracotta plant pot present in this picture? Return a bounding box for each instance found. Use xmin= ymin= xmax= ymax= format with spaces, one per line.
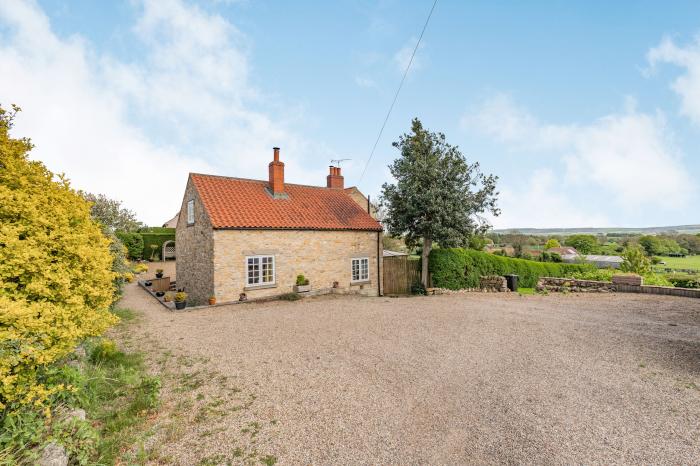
xmin=208 ymin=297 xmax=216 ymax=305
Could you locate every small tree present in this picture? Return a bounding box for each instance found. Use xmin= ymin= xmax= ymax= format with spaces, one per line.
xmin=81 ymin=192 xmax=143 ymax=232
xmin=380 ymin=118 xmax=499 ymax=287
xmin=620 ymin=245 xmax=652 ymax=275
xmin=544 ymin=238 xmax=561 ymax=250
xmin=565 ymin=234 xmax=598 ymax=254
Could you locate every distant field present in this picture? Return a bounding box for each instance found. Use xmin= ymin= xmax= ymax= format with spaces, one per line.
xmin=656 ymin=255 xmax=700 ymax=271
xmin=493 ymin=225 xmax=700 ymax=236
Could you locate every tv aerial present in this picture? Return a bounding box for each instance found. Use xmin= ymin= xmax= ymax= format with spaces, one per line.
xmin=330 ymin=158 xmax=351 ymax=167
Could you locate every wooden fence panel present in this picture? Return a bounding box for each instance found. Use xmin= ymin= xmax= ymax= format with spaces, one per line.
xmin=383 ymin=256 xmax=421 ymax=295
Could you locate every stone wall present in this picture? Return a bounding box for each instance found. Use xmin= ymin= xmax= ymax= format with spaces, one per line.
xmin=479 ymin=275 xmax=508 ymax=292
xmin=538 ymin=276 xmax=700 ymax=298
xmin=537 ymin=277 xmax=615 ymax=293
xmin=175 ymin=177 xmax=214 ymax=306
xmin=344 ymin=187 xmax=378 ymax=219
xmin=212 ymin=229 xmax=382 ymax=302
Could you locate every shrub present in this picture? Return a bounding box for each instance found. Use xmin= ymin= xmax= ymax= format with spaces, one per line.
xmin=174 ymin=292 xmax=187 ymax=302
xmin=279 ymin=292 xmax=301 ymax=301
xmin=132 ymin=263 xmax=148 ymax=274
xmin=429 ymin=248 xmax=592 ymax=289
xmin=620 ymin=245 xmax=652 ymax=275
xmin=295 ymin=274 xmax=309 ymax=286
xmin=115 ymin=231 xmax=144 ymax=260
xmin=138 ymin=228 xmax=175 ymax=260
xmin=665 ymin=273 xmax=700 ymax=288
xmin=569 ymin=269 xmax=616 ymax=282
xmin=0 ymin=105 xmax=118 ymax=411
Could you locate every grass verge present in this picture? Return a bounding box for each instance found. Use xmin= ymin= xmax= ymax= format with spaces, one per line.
xmin=0 ymin=308 xmax=160 ymax=465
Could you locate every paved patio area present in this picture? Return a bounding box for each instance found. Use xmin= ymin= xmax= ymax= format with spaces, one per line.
xmin=117 ymin=276 xmax=700 ymax=464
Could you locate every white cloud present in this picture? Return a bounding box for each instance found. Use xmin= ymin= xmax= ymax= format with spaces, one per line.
xmin=465 ymin=94 xmax=694 ymax=209
xmin=0 ymin=0 xmax=324 ymax=225
xmin=393 ymin=37 xmax=424 ymax=74
xmin=491 ymin=169 xmax=609 ymax=229
xmin=648 ymin=35 xmax=700 ymax=125
xmin=354 ymin=76 xmax=376 ymax=88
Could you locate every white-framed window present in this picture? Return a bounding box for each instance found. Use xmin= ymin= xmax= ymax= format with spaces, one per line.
xmin=186 ymin=199 xmax=195 ymax=224
xmin=246 ymin=255 xmax=275 ymax=286
xmin=351 ymin=257 xmax=369 ymax=282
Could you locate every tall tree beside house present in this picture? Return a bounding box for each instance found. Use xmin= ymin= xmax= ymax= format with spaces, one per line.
xmin=380 ymin=118 xmax=499 ymax=287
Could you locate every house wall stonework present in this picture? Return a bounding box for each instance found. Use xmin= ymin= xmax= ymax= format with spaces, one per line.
xmin=175 ymin=177 xmax=214 ymax=306
xmin=212 ymin=229 xmax=382 ymax=302
xmin=345 ymin=187 xmax=378 ymax=219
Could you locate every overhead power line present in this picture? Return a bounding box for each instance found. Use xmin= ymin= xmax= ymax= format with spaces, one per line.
xmin=358 ymin=0 xmax=438 ymax=185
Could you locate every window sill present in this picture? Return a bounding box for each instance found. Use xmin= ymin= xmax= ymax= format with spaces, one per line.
xmin=350 ymin=280 xmax=371 ymax=286
xmin=244 ymin=283 xmax=277 ymax=291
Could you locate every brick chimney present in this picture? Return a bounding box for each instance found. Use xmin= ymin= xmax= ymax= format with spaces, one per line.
xmin=326 ymin=166 xmax=344 ymax=189
xmin=268 ymin=147 xmax=284 ymax=195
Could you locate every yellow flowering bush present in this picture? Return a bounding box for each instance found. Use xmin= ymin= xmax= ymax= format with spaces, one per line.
xmin=132 ymin=263 xmax=148 ymax=274
xmin=0 ymin=105 xmax=118 ymax=410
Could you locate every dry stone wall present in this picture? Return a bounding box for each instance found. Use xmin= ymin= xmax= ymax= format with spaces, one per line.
xmin=537 ymin=277 xmax=615 ymax=293
xmin=479 ymin=275 xmax=508 ymax=292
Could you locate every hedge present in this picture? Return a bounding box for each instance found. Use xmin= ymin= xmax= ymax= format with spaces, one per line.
xmin=139 ymin=228 xmax=175 ymax=261
xmin=429 ymin=248 xmax=593 ymax=289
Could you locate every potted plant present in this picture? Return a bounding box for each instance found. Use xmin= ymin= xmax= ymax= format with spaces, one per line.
xmin=239 ymin=292 xmax=247 ymax=302
xmin=155 ymin=291 xmax=165 ymax=297
xmin=163 ymin=292 xmax=172 ymax=302
xmin=174 ymin=291 xmax=187 ymax=310
xmin=208 ymin=296 xmax=216 ymax=305
xmin=294 ymin=274 xmax=311 ymax=293
xmin=155 ymin=268 xmax=164 ymax=279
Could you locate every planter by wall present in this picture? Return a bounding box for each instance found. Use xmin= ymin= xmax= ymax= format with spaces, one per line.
xmin=175 ymin=301 xmax=187 ymax=310
xmin=294 ymin=284 xmax=311 ymax=293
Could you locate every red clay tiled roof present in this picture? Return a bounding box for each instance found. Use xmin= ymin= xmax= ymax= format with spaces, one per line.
xmin=190 ymin=174 xmax=383 ymax=231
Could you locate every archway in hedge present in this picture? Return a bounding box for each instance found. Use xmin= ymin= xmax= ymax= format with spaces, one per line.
xmin=162 ymin=240 xmax=176 ymax=260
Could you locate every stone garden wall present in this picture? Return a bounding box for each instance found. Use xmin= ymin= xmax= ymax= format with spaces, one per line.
xmin=537 ymin=277 xmax=700 ymax=298
xmin=479 ymin=275 xmax=508 ymax=292
xmin=537 ymin=277 xmax=615 ymax=293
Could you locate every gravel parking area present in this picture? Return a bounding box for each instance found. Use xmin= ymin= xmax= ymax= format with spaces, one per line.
xmin=118 ymin=282 xmax=700 ymax=464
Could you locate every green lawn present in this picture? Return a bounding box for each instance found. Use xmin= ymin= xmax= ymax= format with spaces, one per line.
xmin=655 ymin=255 xmax=700 ymax=271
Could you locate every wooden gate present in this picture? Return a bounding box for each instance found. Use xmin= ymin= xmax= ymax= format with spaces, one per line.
xmin=383 ymin=256 xmax=421 ymax=295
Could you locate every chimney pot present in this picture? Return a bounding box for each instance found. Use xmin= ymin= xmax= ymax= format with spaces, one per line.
xmin=326 ymin=165 xmax=344 ymax=189
xmin=269 ymin=147 xmax=284 ymax=195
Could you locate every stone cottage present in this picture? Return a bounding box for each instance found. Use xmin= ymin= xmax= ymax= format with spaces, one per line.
xmin=176 ymin=148 xmax=383 ymax=305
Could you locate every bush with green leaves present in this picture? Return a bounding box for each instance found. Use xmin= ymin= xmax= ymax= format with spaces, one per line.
xmin=620 ymin=245 xmax=652 ymax=275
xmin=564 ymin=234 xmax=598 ymax=254
xmin=429 ymin=249 xmax=592 ymax=289
xmin=665 ymin=273 xmax=700 ymax=288
xmin=295 ymin=274 xmax=309 ymax=286
xmin=115 ymin=231 xmax=144 ymax=260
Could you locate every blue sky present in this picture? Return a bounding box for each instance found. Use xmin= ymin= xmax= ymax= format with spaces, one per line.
xmin=1 ymin=0 xmax=698 ymax=228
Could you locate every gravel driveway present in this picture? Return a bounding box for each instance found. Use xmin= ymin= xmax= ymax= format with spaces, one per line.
xmin=117 ymin=282 xmax=700 ymax=464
